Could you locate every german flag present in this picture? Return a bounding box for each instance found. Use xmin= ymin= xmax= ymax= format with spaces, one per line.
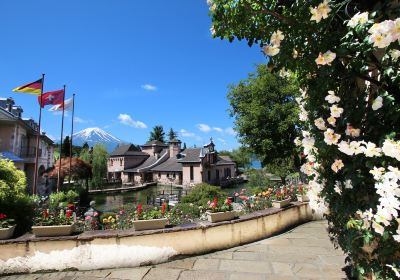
xmin=12 ymin=79 xmax=43 ymax=95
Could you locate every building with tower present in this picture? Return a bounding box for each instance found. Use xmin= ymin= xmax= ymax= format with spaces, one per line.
xmin=107 ymin=138 xmax=236 ymax=187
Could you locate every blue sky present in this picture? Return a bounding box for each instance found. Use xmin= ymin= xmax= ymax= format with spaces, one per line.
xmin=0 ymin=0 xmax=265 ymax=150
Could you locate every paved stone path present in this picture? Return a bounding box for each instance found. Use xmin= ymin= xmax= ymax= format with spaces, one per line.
xmin=0 ymin=221 xmax=347 ymax=280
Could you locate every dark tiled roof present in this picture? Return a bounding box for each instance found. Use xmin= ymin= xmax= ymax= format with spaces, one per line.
xmin=177 ymin=148 xmax=202 ymax=163
xmin=151 ymin=157 xmax=182 ymax=172
xmin=124 ymin=149 xmax=168 ymax=172
xmin=215 ymin=156 xmax=235 ymax=166
xmin=141 ymin=140 xmax=168 ymax=147
xmin=110 ymin=144 xmax=146 ymax=157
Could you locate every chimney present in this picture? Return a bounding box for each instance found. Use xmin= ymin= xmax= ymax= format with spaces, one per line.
xmin=6 ymin=97 xmax=14 ymax=112
xmin=169 ymin=138 xmax=181 ymax=158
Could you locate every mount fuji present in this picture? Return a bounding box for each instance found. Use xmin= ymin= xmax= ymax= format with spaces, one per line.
xmin=72 ymin=127 xmax=124 ymax=152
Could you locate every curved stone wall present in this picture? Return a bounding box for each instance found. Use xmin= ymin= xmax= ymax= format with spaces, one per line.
xmin=0 ymin=202 xmax=312 ymax=274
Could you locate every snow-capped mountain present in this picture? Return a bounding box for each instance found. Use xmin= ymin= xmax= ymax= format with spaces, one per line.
xmin=72 ymin=127 xmax=123 ymax=152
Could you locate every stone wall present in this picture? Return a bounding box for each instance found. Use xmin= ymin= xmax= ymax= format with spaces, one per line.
xmin=0 ymin=203 xmax=312 ymax=274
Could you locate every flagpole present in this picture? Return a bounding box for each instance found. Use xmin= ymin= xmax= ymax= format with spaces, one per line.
xmin=32 ymin=74 xmax=45 ymax=195
xmin=68 ymin=94 xmax=75 ymax=186
xmin=57 ymin=85 xmax=66 ymax=192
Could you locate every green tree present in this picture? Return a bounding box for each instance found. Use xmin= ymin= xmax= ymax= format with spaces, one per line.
xmin=82 ymin=142 xmax=89 ymax=150
xmin=62 ymin=136 xmax=71 ymax=157
xmin=168 ymin=128 xmax=177 ymax=141
xmin=90 ymin=144 xmax=108 ymax=188
xmin=227 ymin=65 xmax=300 ymax=180
xmin=148 ymin=125 xmax=165 ymax=143
xmin=79 ymin=147 xmax=91 ymax=163
xmin=219 ymin=146 xmax=252 ymax=170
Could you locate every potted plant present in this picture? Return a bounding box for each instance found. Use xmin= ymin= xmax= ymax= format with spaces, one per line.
xmin=132 ymin=203 xmax=168 ymax=231
xmin=272 ymin=187 xmax=291 ymax=208
xmin=206 ymin=197 xmax=235 ymax=223
xmin=296 ymin=184 xmax=310 ymax=202
xmin=0 ymin=213 xmax=16 ymax=240
xmin=32 ymin=208 xmax=75 ymax=237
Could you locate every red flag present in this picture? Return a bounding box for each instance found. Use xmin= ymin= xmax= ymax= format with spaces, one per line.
xmin=38 ymin=89 xmax=64 ymax=108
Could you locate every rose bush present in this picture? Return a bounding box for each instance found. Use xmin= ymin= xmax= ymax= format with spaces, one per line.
xmin=209 ymin=0 xmax=400 ymax=278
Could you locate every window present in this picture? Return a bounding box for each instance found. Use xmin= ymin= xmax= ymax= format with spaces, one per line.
xmin=190 ymin=166 xmax=194 ymax=181
xmin=167 ymin=173 xmax=169 ymax=178
xmin=173 ymin=173 xmax=176 ymax=178
xmin=216 ymin=169 xmax=219 ymax=179
xmin=158 ymin=173 xmax=161 ymax=178
xmin=208 ymin=170 xmax=210 ymax=181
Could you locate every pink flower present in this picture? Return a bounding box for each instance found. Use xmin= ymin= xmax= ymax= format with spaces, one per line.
xmin=85 ymin=216 xmax=91 ymax=221
xmin=93 ymin=212 xmax=99 ymax=217
xmin=234 ymin=192 xmax=239 ymax=197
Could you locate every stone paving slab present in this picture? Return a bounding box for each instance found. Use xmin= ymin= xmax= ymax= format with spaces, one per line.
xmin=0 ymin=221 xmax=347 ymax=280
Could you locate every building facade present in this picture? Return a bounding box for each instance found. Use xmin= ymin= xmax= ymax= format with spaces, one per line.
xmin=107 ymin=138 xmax=236 ymax=187
xmin=0 ymin=97 xmax=55 ymax=193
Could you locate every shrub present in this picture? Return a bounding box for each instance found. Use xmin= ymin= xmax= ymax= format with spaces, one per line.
xmin=168 ymin=203 xmax=201 ymax=225
xmin=181 ymin=183 xmax=226 ymax=206
xmin=0 ymin=159 xmax=34 ymax=235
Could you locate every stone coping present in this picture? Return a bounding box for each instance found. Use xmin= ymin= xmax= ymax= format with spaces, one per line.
xmin=0 ymin=202 xmax=306 ymax=245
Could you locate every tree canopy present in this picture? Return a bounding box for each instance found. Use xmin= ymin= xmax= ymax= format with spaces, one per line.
xmin=149 ymin=125 xmax=165 ymax=143
xmin=168 ymin=128 xmax=177 ymax=141
xmin=227 ymin=65 xmax=300 ymax=177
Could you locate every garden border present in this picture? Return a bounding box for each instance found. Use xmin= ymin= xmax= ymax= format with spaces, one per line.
xmin=0 ymin=202 xmax=312 ymax=273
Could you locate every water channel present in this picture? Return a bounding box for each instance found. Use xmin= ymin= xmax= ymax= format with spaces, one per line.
xmin=90 ymin=183 xmax=248 ymax=211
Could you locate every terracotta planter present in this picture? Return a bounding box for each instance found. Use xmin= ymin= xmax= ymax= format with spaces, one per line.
xmin=32 ymin=224 xmax=75 ymax=237
xmin=272 ymin=198 xmax=291 ymax=208
xmin=132 ymin=218 xmax=168 ymax=231
xmin=297 ymin=194 xmax=310 ymax=202
xmin=207 ymin=211 xmax=235 ymax=223
xmin=0 ymin=225 xmax=16 ymax=240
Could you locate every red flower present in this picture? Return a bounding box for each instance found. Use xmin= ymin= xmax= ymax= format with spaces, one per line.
xmin=225 ymin=198 xmax=231 ymax=206
xmin=66 ymin=210 xmax=73 ymax=219
xmin=0 ymin=213 xmax=7 ymax=219
xmin=161 ymin=203 xmax=166 ymax=215
xmin=137 ymin=204 xmax=143 ymax=216
xmin=67 ymin=203 xmax=75 ymax=211
xmin=212 ymin=197 xmax=217 ymax=208
xmin=43 ymin=209 xmax=49 ymax=219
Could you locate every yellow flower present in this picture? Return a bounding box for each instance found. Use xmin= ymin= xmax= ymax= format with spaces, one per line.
xmin=263 ymin=45 xmax=280 ymax=56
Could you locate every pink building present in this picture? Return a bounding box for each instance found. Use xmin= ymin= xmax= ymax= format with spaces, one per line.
xmin=107 ymin=138 xmax=236 ymax=187
xmin=0 ymin=97 xmax=54 ymax=193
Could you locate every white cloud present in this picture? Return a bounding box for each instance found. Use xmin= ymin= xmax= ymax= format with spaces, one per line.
xmin=74 ymin=117 xmax=90 ymax=124
xmin=196 ymin=123 xmax=236 ymax=136
xmin=118 ymin=114 xmax=147 ymax=129
xmin=197 ymin=123 xmax=211 ymax=132
xmin=141 ymin=84 xmax=157 ymax=91
xmin=180 ymin=129 xmax=202 ymax=141
xmin=217 ymin=138 xmax=227 ymax=145
xmin=225 ymin=127 xmax=236 ymax=136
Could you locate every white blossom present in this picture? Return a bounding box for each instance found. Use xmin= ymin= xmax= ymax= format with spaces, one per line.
xmin=344 ymin=179 xmax=353 ymax=189
xmin=390 ymin=49 xmax=400 ymax=60
xmin=270 ymin=30 xmax=284 ymax=46
xmin=368 ymin=19 xmax=400 ymax=48
xmin=347 ymin=12 xmax=369 ymax=28
xmin=315 ymin=50 xmax=336 ymax=65
xmin=324 ymin=128 xmax=341 ymax=145
xmin=364 ymin=142 xmax=382 ymax=157
xmin=327 ymin=116 xmax=336 ymax=126
xmin=345 ymin=124 xmax=361 ymax=138
xmin=293 ymin=48 xmax=298 ymax=58
xmin=314 ymin=117 xmax=327 ymax=130
xmin=330 ymin=105 xmax=344 ymax=118
xmin=337 ymin=140 xmax=365 ymax=156
xmin=263 ymin=45 xmax=280 ymax=56
xmin=372 ymin=96 xmax=383 ymax=110
xmin=382 ymin=139 xmax=400 ymax=161
xmin=310 ymin=0 xmax=331 ymax=23
xmin=370 ymin=166 xmax=385 ymax=180
xmin=331 ymin=159 xmax=344 ymax=173
xmin=325 ymin=90 xmax=340 ymax=103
